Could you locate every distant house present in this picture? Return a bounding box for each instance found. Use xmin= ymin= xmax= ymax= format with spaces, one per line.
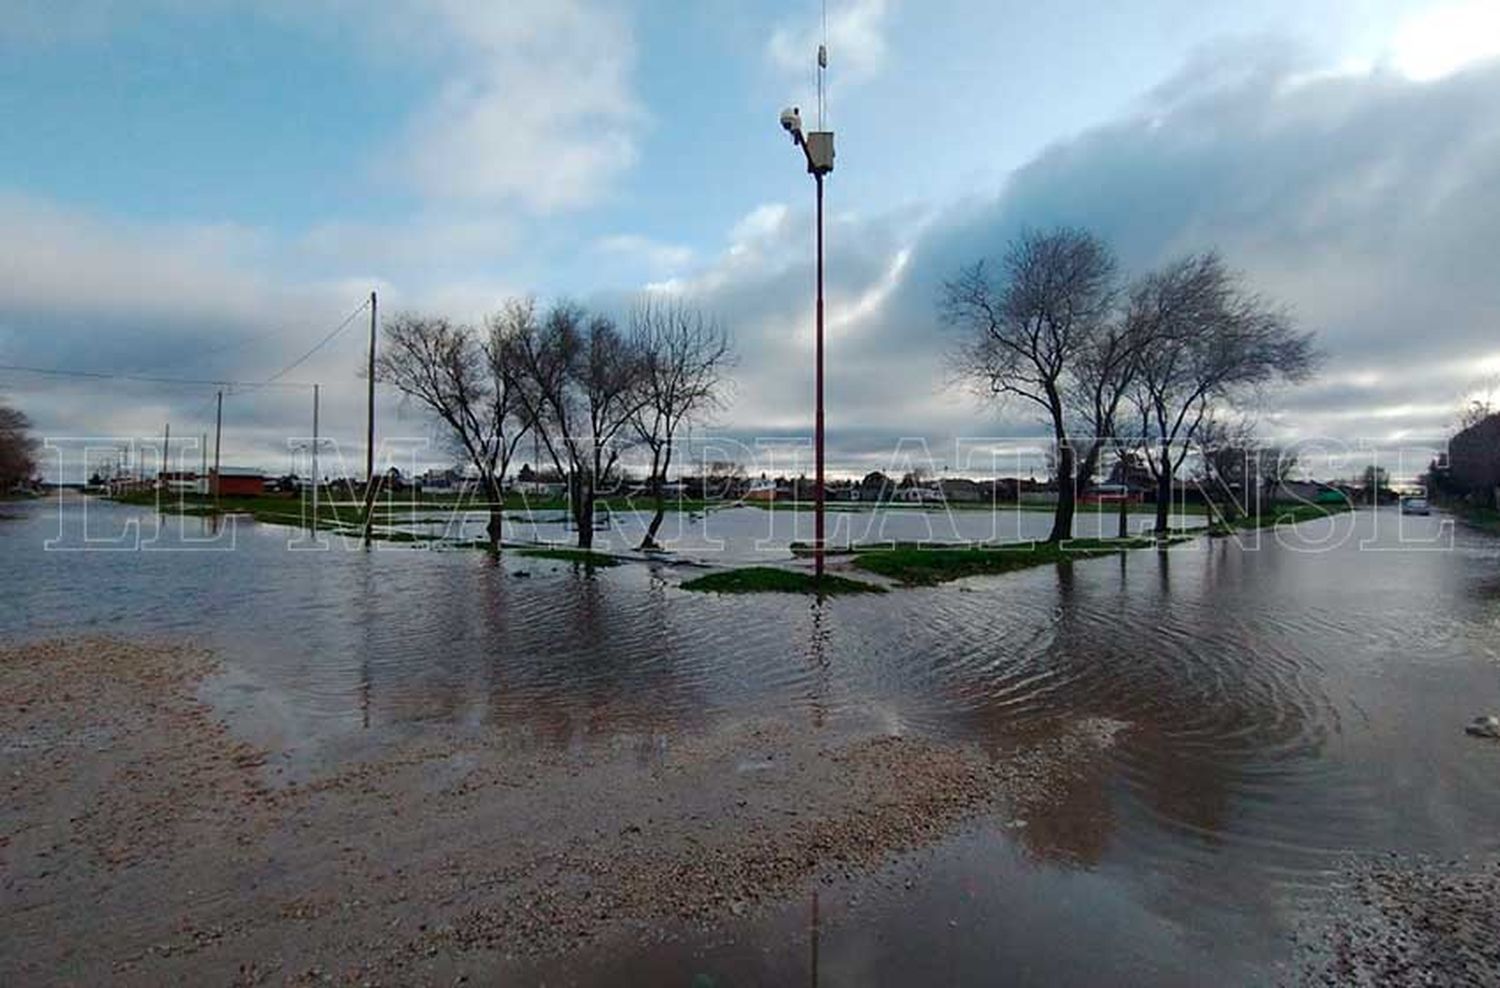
xmin=107 ymin=473 xmax=153 ymax=497
xmin=937 ymin=478 xmax=983 ymax=503
xmin=513 ymin=479 xmax=566 ymax=499
xmin=626 ymin=480 xmax=686 ymax=499
xmin=1103 ymin=459 xmax=1156 ymax=500
xmin=826 ymin=480 xmax=859 ymax=502
xmin=1267 ymin=479 xmax=1321 ymax=503
xmin=418 ymin=468 xmax=475 ymax=495
xmin=157 ymin=470 xmax=206 ymax=496
xmin=1079 ymin=483 xmax=1141 ymax=504
xmin=744 ymin=478 xmax=779 ymax=502
xmin=209 ymin=467 xmax=265 ymax=498
xmin=858 ymin=471 xmax=893 ymax=502
xmin=989 ymin=477 xmax=1019 ymax=503
xmin=892 ymin=485 xmax=945 ymax=504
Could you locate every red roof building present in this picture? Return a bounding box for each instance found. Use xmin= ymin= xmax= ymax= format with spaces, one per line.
xmin=210 ymin=468 xmax=265 ymax=497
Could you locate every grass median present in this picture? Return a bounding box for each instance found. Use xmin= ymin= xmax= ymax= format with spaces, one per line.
xmin=1206 ymin=500 xmax=1353 ymax=536
xmin=516 ymin=547 xmax=622 ymax=567
xmin=680 ymin=567 xmax=886 ymax=595
xmin=847 ymin=537 xmax=1168 ymax=586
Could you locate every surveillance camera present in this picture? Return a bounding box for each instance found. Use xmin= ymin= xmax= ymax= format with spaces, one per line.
xmin=780 ymin=106 xmax=802 ymax=136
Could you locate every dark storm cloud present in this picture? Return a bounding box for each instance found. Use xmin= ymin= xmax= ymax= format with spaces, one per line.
xmin=8 ymin=44 xmax=1500 ymax=480
xmin=687 ymin=47 xmax=1500 ymax=463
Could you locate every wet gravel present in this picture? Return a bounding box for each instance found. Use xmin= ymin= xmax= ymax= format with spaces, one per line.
xmin=1 ymin=637 xmax=1129 ymax=985
xmin=1292 ymin=856 xmax=1500 ymax=986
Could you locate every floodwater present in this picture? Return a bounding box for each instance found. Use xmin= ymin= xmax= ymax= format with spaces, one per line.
xmin=3 ymin=495 xmax=1499 ymax=984
xmin=371 ymin=500 xmax=1207 ymax=561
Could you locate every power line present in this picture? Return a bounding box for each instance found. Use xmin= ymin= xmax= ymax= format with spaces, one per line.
xmin=0 ymin=297 xmax=371 ymax=393
xmin=0 ymin=363 xmax=310 ymax=389
xmin=251 ymin=298 xmax=371 ymax=389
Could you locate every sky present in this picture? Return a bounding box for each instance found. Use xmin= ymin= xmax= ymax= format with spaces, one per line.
xmin=3 ymin=0 xmax=1500 ymax=483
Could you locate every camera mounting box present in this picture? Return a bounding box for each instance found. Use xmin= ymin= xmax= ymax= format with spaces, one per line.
xmin=805 ymin=131 xmax=835 ymax=175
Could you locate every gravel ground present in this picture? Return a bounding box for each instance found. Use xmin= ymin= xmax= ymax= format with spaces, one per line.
xmin=1292 ymin=856 xmax=1500 ymax=986
xmin=0 ymin=637 xmax=1125 ymax=986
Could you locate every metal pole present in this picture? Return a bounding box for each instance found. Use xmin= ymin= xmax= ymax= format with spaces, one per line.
xmin=814 ymin=173 xmax=826 ymax=579
xmin=312 ymin=383 xmax=320 ymax=533
xmin=161 ymin=423 xmax=170 ymax=494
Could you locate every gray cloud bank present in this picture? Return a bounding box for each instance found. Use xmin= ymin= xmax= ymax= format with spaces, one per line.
xmin=683 ymin=46 xmax=1500 ymax=471
xmin=4 ymin=44 xmax=1499 ymax=481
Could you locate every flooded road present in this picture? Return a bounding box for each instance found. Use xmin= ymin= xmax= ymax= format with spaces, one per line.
xmin=373 ymin=500 xmax=1207 ymax=561
xmin=3 ymin=495 xmax=1499 ymax=984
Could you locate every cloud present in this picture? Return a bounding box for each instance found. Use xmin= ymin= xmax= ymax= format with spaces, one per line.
xmin=297 ymin=214 xmax=516 ymax=286
xmin=592 ymin=234 xmax=694 ymax=277
xmin=0 ymin=194 xmax=270 ymax=329
xmin=11 ymin=34 xmax=1500 ymax=483
xmin=0 ymin=191 xmax=481 ymax=476
xmin=645 ymin=46 xmax=1500 ymax=470
xmin=378 ymin=0 xmax=643 ymax=212
xmin=768 ymin=0 xmax=893 ymax=94
xmin=1391 ymin=1 xmax=1500 ymax=82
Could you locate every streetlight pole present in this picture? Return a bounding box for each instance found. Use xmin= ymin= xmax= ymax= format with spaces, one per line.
xmin=815 ymin=170 xmax=826 ymax=580
xmin=781 ymin=106 xmax=835 ymax=579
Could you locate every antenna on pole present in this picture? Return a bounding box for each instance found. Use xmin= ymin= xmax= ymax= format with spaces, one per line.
xmin=817 ymin=0 xmax=828 ymax=129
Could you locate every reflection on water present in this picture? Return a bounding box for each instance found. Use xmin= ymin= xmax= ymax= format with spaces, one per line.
xmin=375 ymin=500 xmax=1207 ymax=561
xmin=4 ymin=495 xmax=1499 ymax=981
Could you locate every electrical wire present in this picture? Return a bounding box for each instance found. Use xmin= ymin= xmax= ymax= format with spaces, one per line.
xmin=248 ymin=297 xmax=371 ymax=389
xmin=0 ymin=362 xmax=307 ymax=389
xmin=0 ymin=297 xmax=369 ymax=393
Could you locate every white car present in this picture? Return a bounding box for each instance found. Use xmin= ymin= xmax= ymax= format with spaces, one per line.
xmin=1400 ymin=496 xmax=1430 ymax=515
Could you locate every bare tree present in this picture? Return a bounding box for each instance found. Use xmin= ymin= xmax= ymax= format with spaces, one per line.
xmin=942 ymin=227 xmax=1118 ymax=543
xmin=0 ymin=402 xmax=39 ymax=492
xmin=375 ymin=311 xmax=530 ymax=545
xmin=1129 ymin=251 xmax=1320 ymax=536
xmin=1195 ymin=415 xmax=1258 ymax=524
xmin=507 ymin=302 xmax=646 ymax=549
xmin=704 ymin=460 xmax=748 ymax=499
xmin=1360 ymin=463 xmax=1390 ymax=503
xmin=1459 ymin=401 xmax=1490 ymax=431
xmin=1258 ymin=446 xmax=1299 ymax=509
xmin=1071 ymin=309 xmax=1157 ymax=537
xmin=1456 ymin=374 xmax=1500 ymax=431
xmin=629 ymin=298 xmax=733 ymax=549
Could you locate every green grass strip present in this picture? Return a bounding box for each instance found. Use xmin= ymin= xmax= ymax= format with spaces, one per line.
xmin=516 ymin=547 xmax=622 ymax=567
xmin=849 ymin=537 xmax=1169 ymax=586
xmin=680 ymin=567 xmax=885 ymax=595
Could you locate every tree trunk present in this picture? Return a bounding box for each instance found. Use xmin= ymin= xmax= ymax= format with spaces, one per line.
xmin=1074 ymin=440 xmax=1101 ymax=505
xmin=643 ymin=496 xmax=665 ymax=550
xmin=1049 ymin=442 xmax=1076 ymax=543
xmin=483 ymin=475 xmax=504 ymax=548
xmin=1116 ymin=491 xmax=1129 ymax=539
xmin=641 ymin=444 xmax=667 ymax=550
xmin=572 ymin=471 xmax=594 ymax=550
xmin=1154 ymin=453 xmax=1172 ymax=537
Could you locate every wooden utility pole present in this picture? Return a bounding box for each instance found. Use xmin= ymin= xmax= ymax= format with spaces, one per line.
xmin=200 ymin=433 xmax=207 ymax=498
xmin=362 ymin=291 xmax=379 ymax=545
xmin=366 ymin=291 xmax=377 ymax=491
xmin=213 ymin=390 xmax=223 ymax=511
xmin=160 ymin=423 xmax=170 ymax=494
xmin=311 ymin=384 xmax=320 ymax=532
